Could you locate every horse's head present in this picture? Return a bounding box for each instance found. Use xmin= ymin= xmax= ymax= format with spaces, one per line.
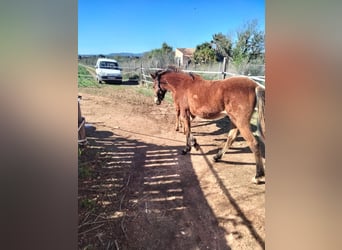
xmin=150 ymin=69 xmax=168 ymax=105
xmin=150 ymin=66 xmax=193 ymax=105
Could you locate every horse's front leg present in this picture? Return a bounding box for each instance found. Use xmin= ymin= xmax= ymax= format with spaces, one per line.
xmin=181 ymin=111 xmax=199 ymax=155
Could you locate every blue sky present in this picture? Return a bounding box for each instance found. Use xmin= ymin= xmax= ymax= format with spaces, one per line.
xmin=78 ymin=0 xmax=264 ymax=55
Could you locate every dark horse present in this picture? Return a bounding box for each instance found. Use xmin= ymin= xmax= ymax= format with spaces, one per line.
xmin=151 ymin=68 xmax=265 ymax=184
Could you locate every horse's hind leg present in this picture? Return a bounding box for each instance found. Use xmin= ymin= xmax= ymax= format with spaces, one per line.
xmin=213 ymin=122 xmax=239 ymax=162
xmin=175 ymin=108 xmax=181 ymax=131
xmin=238 ymin=124 xmax=265 ymax=184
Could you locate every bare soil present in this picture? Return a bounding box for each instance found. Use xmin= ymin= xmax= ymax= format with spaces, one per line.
xmin=78 ymin=83 xmax=265 ymax=250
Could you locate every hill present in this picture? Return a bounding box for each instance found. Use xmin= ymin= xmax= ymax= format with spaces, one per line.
xmin=79 ymin=52 xmax=145 ymax=58
xmin=108 ymin=52 xmax=145 ymax=57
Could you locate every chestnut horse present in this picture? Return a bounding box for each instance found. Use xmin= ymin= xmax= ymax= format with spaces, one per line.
xmin=165 ymin=66 xmax=196 ymax=132
xmin=151 ymin=68 xmax=265 ymax=184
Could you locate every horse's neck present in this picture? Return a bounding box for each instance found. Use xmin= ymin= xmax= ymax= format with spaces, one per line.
xmin=165 ymin=82 xmax=177 ymax=93
xmin=165 ymin=78 xmax=185 ymax=91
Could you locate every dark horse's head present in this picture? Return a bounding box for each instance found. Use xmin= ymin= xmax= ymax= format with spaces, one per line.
xmin=150 ymin=69 xmax=168 ymax=105
xmin=151 ymin=65 xmax=181 ymax=105
xmin=150 ymin=66 xmax=195 ymax=105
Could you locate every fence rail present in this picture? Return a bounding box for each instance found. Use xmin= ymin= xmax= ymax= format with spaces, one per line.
xmin=138 ymin=67 xmax=265 ymax=89
xmin=79 ymin=63 xmax=265 ymax=88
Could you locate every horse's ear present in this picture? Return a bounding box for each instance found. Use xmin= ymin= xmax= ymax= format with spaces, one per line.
xmin=150 ymin=73 xmax=156 ymax=79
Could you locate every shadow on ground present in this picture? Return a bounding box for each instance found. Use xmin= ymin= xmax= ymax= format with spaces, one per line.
xmin=121 ymin=79 xmax=139 ymax=86
xmin=191 ymin=116 xmax=265 ymax=159
xmin=78 ymin=124 xmax=230 ymax=250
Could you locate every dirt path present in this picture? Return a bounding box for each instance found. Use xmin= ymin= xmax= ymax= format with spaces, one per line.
xmin=78 ymin=85 xmax=265 ymax=250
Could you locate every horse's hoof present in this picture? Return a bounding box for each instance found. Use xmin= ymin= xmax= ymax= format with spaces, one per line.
xmin=181 ymin=148 xmax=190 ymax=155
xmin=213 ymin=155 xmax=221 ymax=162
xmin=194 ymin=143 xmax=200 ymax=151
xmin=252 ymin=176 xmax=265 ymax=185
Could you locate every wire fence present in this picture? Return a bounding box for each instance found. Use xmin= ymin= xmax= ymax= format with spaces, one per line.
xmin=79 ymin=63 xmax=265 ymax=89
xmin=138 ymin=66 xmax=265 ymax=89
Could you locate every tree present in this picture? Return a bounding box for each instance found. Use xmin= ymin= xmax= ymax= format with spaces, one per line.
xmin=193 ymin=42 xmax=216 ymax=64
xmin=232 ymin=19 xmax=264 ymax=63
xmin=142 ymin=42 xmax=175 ymax=68
xmin=231 ymin=19 xmax=265 ymax=74
xmin=161 ymin=42 xmax=173 ymax=54
xmin=211 ymin=33 xmax=232 ymax=62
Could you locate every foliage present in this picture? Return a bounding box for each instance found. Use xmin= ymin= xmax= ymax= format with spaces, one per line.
xmin=193 ymin=42 xmax=216 ymax=64
xmin=79 ymin=56 xmax=97 ymax=67
xmin=161 ymin=42 xmax=173 ymax=54
xmin=142 ymin=42 xmax=175 ymax=68
xmin=192 ymin=20 xmax=264 ymax=75
xmin=211 ymin=33 xmax=233 ymax=62
xmin=231 ymin=19 xmax=265 ymax=74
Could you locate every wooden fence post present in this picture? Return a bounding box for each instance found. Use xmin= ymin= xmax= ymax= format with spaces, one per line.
xmin=222 ymin=57 xmax=227 ymax=79
xmin=139 ymin=63 xmax=143 ymax=86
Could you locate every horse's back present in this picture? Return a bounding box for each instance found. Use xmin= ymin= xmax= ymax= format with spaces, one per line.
xmin=221 ymin=76 xmax=258 ymax=89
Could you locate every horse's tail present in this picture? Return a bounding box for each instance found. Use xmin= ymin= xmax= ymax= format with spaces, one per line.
xmin=255 ymin=86 xmax=265 ymax=143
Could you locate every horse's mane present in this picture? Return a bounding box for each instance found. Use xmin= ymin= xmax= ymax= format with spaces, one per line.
xmin=155 ymin=65 xmax=202 ymax=81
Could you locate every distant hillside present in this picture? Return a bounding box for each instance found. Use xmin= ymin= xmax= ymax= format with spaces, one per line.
xmin=79 ymin=52 xmax=146 ymax=57
xmin=108 ymin=52 xmax=145 ymax=57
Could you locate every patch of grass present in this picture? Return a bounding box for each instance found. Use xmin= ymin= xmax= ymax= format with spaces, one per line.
xmin=78 ymin=64 xmax=98 ymax=87
xmin=79 ymin=163 xmax=92 ymax=179
xmin=78 ymin=147 xmax=94 ymax=179
xmin=135 ymin=86 xmax=173 ymax=104
xmin=136 ymin=86 xmax=154 ymax=97
xmin=80 ymin=198 xmax=96 ymax=210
